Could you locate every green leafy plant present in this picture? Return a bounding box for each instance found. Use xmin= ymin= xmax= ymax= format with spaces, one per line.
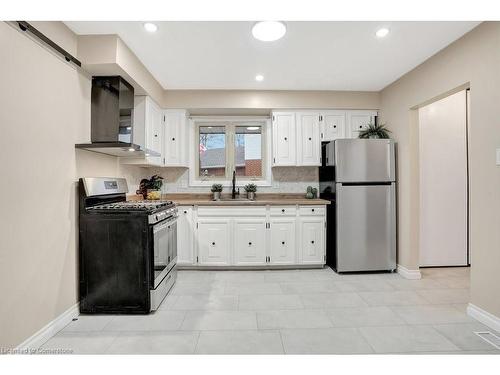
xmin=244 ymin=183 xmax=257 ymax=193
xmin=136 ymin=175 xmax=164 ymax=198
xmin=211 ymin=183 xmax=223 ymax=193
xmin=358 ymin=122 xmax=391 ymax=139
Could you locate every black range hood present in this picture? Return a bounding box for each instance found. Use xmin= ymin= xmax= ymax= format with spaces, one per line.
xmin=76 ymin=76 xmax=160 ymax=158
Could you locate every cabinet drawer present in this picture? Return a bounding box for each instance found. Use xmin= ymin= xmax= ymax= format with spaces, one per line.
xmin=299 ymin=205 xmax=326 ymax=216
xmin=270 ymin=206 xmax=297 ymax=216
xmin=197 ymin=206 xmax=266 ymax=217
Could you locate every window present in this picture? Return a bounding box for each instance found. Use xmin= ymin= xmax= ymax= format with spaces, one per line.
xmin=194 ymin=120 xmax=269 ymax=185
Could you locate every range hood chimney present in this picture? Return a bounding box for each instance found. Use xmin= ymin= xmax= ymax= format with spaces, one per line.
xmin=76 ymin=76 xmax=160 ymax=157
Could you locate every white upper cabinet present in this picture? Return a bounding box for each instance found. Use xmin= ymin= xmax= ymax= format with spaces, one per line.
xmin=164 ymin=109 xmax=188 ymax=167
xmin=347 ymin=110 xmax=377 ymax=138
xmin=320 ymin=111 xmax=347 ymax=141
xmin=272 ymin=112 xmax=296 ymax=166
xmin=297 ymin=112 xmax=321 ymax=166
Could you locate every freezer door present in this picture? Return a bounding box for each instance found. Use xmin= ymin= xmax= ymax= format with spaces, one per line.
xmin=335 ymin=139 xmax=395 ymax=182
xmin=336 ymin=183 xmax=396 ymax=272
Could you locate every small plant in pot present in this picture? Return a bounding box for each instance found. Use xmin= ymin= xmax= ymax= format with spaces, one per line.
xmin=136 ymin=174 xmax=164 ymax=200
xmin=211 ymin=183 xmax=223 ymax=201
xmin=244 ymin=183 xmax=257 ymax=200
xmin=358 ymin=122 xmax=391 ymax=139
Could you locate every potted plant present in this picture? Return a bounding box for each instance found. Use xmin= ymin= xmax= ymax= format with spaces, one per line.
xmin=244 ymin=183 xmax=257 ymax=200
xmin=211 ymin=183 xmax=223 ymax=201
xmin=358 ymin=122 xmax=391 ymax=139
xmin=136 ymin=175 xmax=164 ymax=200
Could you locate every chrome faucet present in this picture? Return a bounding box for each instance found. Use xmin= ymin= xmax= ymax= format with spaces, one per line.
xmin=232 ymin=170 xmax=239 ymax=199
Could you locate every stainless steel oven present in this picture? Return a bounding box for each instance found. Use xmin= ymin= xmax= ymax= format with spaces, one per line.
xmin=152 ymin=215 xmax=177 ymax=289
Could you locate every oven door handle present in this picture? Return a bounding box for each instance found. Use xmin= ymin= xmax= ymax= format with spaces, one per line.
xmin=153 ymin=216 xmax=177 ymax=233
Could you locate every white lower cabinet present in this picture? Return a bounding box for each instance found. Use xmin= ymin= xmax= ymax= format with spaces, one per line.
xmin=299 ymin=217 xmax=326 ymax=264
xmin=197 ymin=219 xmax=231 ymax=266
xmin=234 ymin=218 xmax=267 ymax=265
xmin=176 ymin=206 xmax=194 ymax=265
xmin=177 ymin=205 xmax=326 ymax=268
xmin=269 ymin=218 xmax=296 ymax=265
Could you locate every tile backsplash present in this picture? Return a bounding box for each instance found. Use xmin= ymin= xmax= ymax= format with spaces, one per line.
xmin=120 ymin=165 xmax=319 ymax=196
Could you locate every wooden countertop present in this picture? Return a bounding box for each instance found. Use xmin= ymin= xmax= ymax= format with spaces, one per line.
xmin=129 ymin=193 xmax=331 ymax=206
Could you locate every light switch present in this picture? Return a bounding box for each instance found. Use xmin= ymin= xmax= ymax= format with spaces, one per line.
xmin=497 ymin=148 xmax=500 ymax=166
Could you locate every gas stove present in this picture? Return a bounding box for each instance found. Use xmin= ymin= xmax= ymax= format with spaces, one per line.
xmin=89 ymin=200 xmax=175 ymax=212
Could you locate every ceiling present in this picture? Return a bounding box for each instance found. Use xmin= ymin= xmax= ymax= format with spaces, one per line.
xmin=65 ymin=21 xmax=479 ymax=91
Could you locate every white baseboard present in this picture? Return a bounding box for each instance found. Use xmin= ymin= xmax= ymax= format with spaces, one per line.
xmin=467 ymin=303 xmax=500 ymax=333
xmin=15 ymin=303 xmax=79 ymax=350
xmin=397 ymin=264 xmax=422 ymax=280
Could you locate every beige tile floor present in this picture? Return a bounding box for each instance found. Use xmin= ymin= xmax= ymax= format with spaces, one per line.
xmin=41 ymin=267 xmax=500 ymax=354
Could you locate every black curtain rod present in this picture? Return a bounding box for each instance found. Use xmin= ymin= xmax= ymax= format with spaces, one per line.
xmin=16 ymin=21 xmax=82 ymax=67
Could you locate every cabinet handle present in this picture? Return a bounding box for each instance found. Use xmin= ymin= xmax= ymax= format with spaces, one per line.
xmin=281 ymin=241 xmax=285 ymax=245
xmin=212 ymin=242 xmax=215 ymax=246
xmin=248 ymin=242 xmax=252 ymax=246
xmin=282 ymin=209 xmax=285 ymax=213
xmin=312 ymin=208 xmax=315 ymax=212
xmin=284 ymin=137 xmax=287 ymax=141
xmin=334 ymin=125 xmax=337 ymax=128
xmin=154 ymin=134 xmax=158 ymax=137
xmin=359 ymin=126 xmax=362 ymax=129
xmin=308 ymin=137 xmax=312 ymax=141
xmin=311 ymin=240 xmax=315 ymax=244
xmin=172 ymin=137 xmax=175 ymax=141
xmin=184 ymin=210 xmax=187 ymax=214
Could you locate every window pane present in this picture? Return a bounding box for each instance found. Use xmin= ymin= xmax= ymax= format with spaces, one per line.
xmin=199 ymin=126 xmax=226 ymax=177
xmin=235 ymin=125 xmax=262 ymax=177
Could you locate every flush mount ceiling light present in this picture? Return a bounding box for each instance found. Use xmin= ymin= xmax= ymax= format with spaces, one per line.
xmin=375 ymin=27 xmax=390 ymax=38
xmin=255 ymin=74 xmax=264 ymax=82
xmin=143 ymin=22 xmax=158 ymax=33
xmin=252 ymin=21 xmax=286 ymax=42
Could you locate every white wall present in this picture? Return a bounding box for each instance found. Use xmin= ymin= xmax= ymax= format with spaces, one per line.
xmin=418 ymin=90 xmax=468 ymax=267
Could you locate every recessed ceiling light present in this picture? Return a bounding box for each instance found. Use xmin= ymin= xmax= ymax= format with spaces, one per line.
xmin=252 ymin=21 xmax=286 ymax=42
xmin=375 ymin=27 xmax=390 ymax=38
xmin=143 ymin=22 xmax=158 ymax=33
xmin=255 ymin=74 xmax=264 ymax=82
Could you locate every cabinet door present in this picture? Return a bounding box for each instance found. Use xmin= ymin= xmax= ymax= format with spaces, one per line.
xmin=299 ymin=218 xmax=325 ymax=264
xmin=297 ymin=112 xmax=321 ymax=166
xmin=177 ymin=206 xmax=194 ymax=265
xmin=269 ymin=218 xmax=296 ymax=265
xmin=197 ymin=219 xmax=230 ymax=266
xmin=272 ymin=112 xmax=296 ymax=166
xmin=164 ymin=110 xmax=186 ymax=166
xmin=146 ymin=98 xmax=163 ymax=155
xmin=234 ymin=219 xmax=267 ymax=265
xmin=321 ymin=111 xmax=346 ymax=141
xmin=347 ymin=111 xmax=377 ymax=138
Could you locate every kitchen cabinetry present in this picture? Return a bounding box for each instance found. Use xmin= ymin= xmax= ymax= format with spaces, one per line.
xmin=299 ymin=217 xmax=325 ymax=264
xmin=177 ymin=204 xmax=326 ymax=269
xmin=320 ymin=110 xmax=346 ymax=141
xmin=272 ymin=112 xmax=296 ymax=166
xmin=176 ymin=206 xmax=194 ymax=265
xmin=347 ymin=110 xmax=377 ymax=138
xmin=122 ymin=95 xmax=164 ymax=166
xmin=234 ymin=218 xmax=267 ymax=265
xmin=297 ymin=112 xmax=321 ymax=166
xmin=269 ymin=218 xmax=297 ymax=265
xmin=164 ymin=109 xmax=189 ymax=167
xmin=197 ymin=219 xmax=231 ymax=266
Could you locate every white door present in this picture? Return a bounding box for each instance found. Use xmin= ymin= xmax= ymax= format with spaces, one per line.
xmin=347 ymin=111 xmax=376 ymax=138
xmin=197 ymin=219 xmax=231 ymax=265
xmin=419 ymin=90 xmax=468 ymax=267
xmin=177 ymin=206 xmax=194 ymax=265
xmin=321 ymin=111 xmax=346 ymax=141
xmin=146 ymin=99 xmax=163 ymax=155
xmin=272 ymin=112 xmax=296 ymax=166
xmin=299 ymin=218 xmax=325 ymax=264
xmin=297 ymin=112 xmax=321 ymax=166
xmin=234 ymin=219 xmax=267 ymax=265
xmin=269 ymin=218 xmax=296 ymax=265
xmin=164 ymin=110 xmax=185 ymax=166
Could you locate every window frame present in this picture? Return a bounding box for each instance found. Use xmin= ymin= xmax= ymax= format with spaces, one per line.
xmin=189 ymin=117 xmax=272 ymax=187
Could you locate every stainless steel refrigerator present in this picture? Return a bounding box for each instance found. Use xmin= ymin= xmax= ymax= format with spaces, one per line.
xmin=321 ymin=139 xmax=396 ymax=272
